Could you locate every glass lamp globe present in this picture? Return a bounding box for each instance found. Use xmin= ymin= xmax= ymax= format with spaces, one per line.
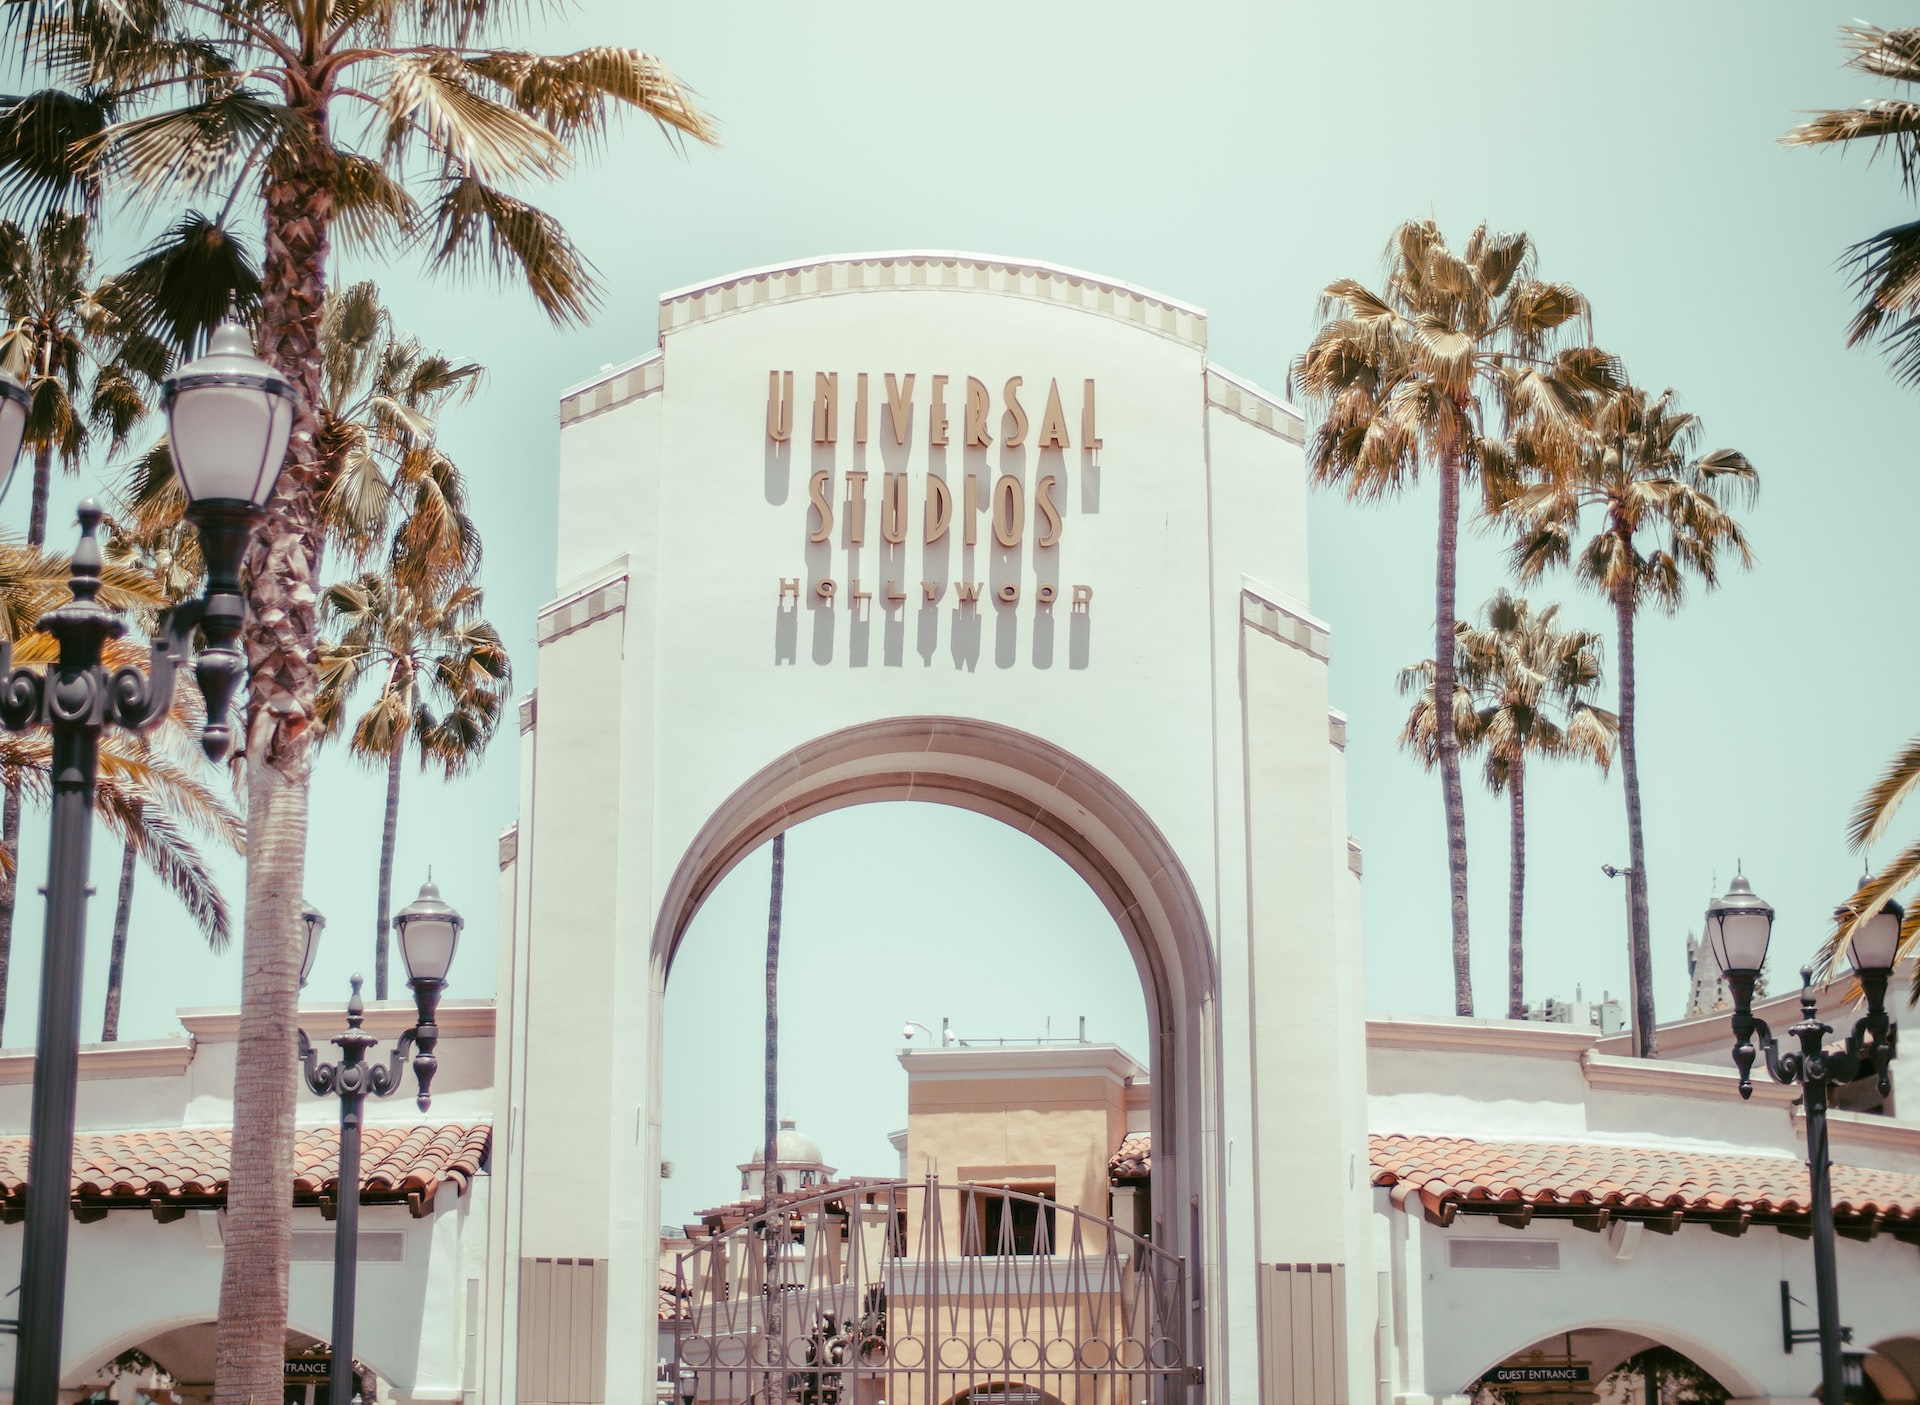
xmin=298 ymin=901 xmax=326 ymax=989
xmin=1706 ymin=873 xmax=1775 ymax=975
xmin=160 ymin=317 xmax=295 ymax=508
xmin=1848 ymin=896 xmax=1905 ymax=977
xmin=393 ymin=878 xmax=463 ymax=986
xmin=0 ymin=368 xmax=26 ymax=504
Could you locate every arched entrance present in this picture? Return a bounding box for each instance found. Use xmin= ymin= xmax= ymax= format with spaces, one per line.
xmin=490 ymin=251 xmax=1369 ymax=1405
xmin=651 ymin=717 xmax=1216 ymax=1253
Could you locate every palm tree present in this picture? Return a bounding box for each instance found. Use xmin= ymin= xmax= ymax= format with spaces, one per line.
xmin=315 ymin=572 xmax=509 ymax=1000
xmin=1782 ymin=23 xmax=1920 ymax=389
xmin=0 ymin=209 xmax=165 ymax=1041
xmin=1399 ymin=592 xmax=1617 ymax=1018
xmin=1502 ymin=386 xmax=1755 ymax=1053
xmin=2 ymin=13 xmax=712 ymax=1382
xmin=1294 ymin=219 xmax=1612 ymax=1015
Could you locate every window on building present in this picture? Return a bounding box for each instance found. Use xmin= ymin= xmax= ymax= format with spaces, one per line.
xmin=961 ymin=1184 xmax=1056 ymax=1256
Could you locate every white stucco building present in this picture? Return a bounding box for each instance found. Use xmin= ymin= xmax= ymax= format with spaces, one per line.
xmin=0 ymin=254 xmax=1917 ymax=1405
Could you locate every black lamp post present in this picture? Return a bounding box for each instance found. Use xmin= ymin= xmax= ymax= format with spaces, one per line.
xmin=1706 ymin=872 xmax=1902 ymax=1405
xmin=298 ymin=877 xmax=461 ymax=1405
xmin=5 ymin=318 xmax=293 ymax=1405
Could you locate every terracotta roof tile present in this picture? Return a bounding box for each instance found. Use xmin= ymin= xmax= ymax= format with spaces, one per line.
xmin=0 ymin=1123 xmax=489 ymax=1219
xmin=1109 ymin=1133 xmax=1150 ymax=1180
xmin=1369 ymin=1132 xmax=1920 ymax=1231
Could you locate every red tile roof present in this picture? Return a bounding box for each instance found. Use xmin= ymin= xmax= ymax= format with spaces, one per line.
xmin=1110 ymin=1133 xmax=1150 ymax=1180
xmin=0 ymin=1123 xmax=490 ymax=1221
xmin=1370 ymin=1133 xmax=1920 ymax=1235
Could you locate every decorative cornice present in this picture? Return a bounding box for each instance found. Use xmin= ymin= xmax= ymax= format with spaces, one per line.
xmin=537 ymin=574 xmax=629 ymax=647
xmin=1205 ymin=367 xmax=1304 ymax=444
xmin=179 ymin=1000 xmax=496 ymax=1043
xmin=1366 ymin=1014 xmax=1598 ymax=1059
xmin=1347 ymin=839 xmax=1364 ymax=879
xmin=1329 ymin=710 xmax=1348 ymax=750
xmin=896 ymin=1043 xmax=1146 ymax=1083
xmin=1241 ymin=585 xmax=1331 ymax=662
xmin=658 ymin=252 xmax=1208 ymax=351
xmin=0 ymin=1038 xmax=192 ymax=1085
xmin=559 ymin=351 xmax=663 ymax=427
xmin=498 ymin=824 xmax=519 ymax=870
xmin=1579 ymin=1049 xmax=1799 ymax=1108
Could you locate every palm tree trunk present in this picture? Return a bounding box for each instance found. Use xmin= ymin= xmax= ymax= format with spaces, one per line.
xmin=0 ymin=443 xmax=57 ymax=1044
xmin=214 ymin=94 xmax=333 ymax=1405
xmin=374 ymin=739 xmax=403 ymax=1000
xmin=1434 ymin=447 xmax=1473 ymax=1015
xmin=0 ymin=775 xmax=18 ymax=1045
xmin=101 ymin=835 xmax=137 ymax=1041
xmin=28 ymin=441 xmax=51 ymax=552
xmin=1615 ymin=585 xmax=1657 ymax=1056
xmin=1507 ymin=754 xmax=1526 ymax=1020
xmin=764 ymin=830 xmax=784 ymax=1203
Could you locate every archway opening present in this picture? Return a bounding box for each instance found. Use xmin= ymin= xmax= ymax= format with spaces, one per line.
xmin=1468 ymin=1332 xmax=1747 ymax=1405
xmin=63 ymin=1323 xmax=380 ymax=1405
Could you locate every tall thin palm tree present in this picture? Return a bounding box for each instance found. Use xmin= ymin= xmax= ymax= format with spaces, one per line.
xmin=1294 ymin=219 xmax=1612 ymax=1014
xmin=315 ymin=573 xmax=509 ymax=999
xmin=0 ymin=209 xmax=164 ymax=1040
xmin=2 ymin=12 xmax=712 ymax=1382
xmin=1502 ymin=386 xmax=1755 ymax=1053
xmin=1399 ymin=592 xmax=1617 ymax=1018
xmin=1782 ymin=23 xmax=1920 ymax=390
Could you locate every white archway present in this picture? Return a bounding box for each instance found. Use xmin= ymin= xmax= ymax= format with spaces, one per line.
xmin=648 ymin=715 xmax=1220 ymax=1265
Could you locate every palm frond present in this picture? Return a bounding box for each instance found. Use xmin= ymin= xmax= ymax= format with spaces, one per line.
xmin=462 ymin=46 xmax=718 ymax=151
xmin=115 ymin=211 xmax=263 ymax=359
xmin=422 ymin=174 xmax=597 ymax=325
xmin=0 ymin=87 xmax=113 ymax=221
xmin=1850 ymin=733 xmax=1920 ymax=852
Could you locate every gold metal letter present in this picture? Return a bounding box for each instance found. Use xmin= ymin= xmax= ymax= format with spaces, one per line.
xmin=1035 ymin=583 xmax=1057 ymax=604
xmin=930 ymin=375 xmax=950 ymax=447
xmin=885 ymin=373 xmax=916 ymax=445
xmin=845 ymin=470 xmax=868 ymax=544
xmin=779 ymin=578 xmax=800 ymax=603
xmin=817 ymin=579 xmax=838 ymax=600
xmin=768 ymin=371 xmax=794 ymax=442
xmin=850 ymin=579 xmax=872 ymax=606
xmin=963 ymin=473 xmax=980 ymax=546
xmin=955 ymin=581 xmax=983 ymax=604
xmin=1071 ymin=584 xmax=1093 ymax=610
xmin=1035 ymin=474 xmax=1062 ymax=548
xmin=926 ymin=475 xmax=952 ymax=544
xmin=965 ymin=377 xmax=993 ymax=447
xmin=855 ymin=372 xmax=869 ymax=445
xmin=997 ymin=582 xmax=1020 ymax=604
xmin=1038 ymin=379 xmax=1070 ymax=449
xmin=882 ymin=472 xmax=908 ymax=544
xmin=992 ymin=475 xmax=1025 ymax=547
xmin=1003 ymin=376 xmax=1027 ymax=447
xmin=813 ymin=372 xmax=838 ymax=444
xmin=1082 ymin=378 xmax=1102 ymax=450
xmin=922 ymin=580 xmax=941 ymax=601
xmin=886 ymin=580 xmax=906 ymax=602
xmin=807 ymin=470 xmax=834 ymax=544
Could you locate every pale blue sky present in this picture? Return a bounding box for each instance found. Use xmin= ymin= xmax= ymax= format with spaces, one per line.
xmin=3 ymin=1 xmax=1915 ymax=1218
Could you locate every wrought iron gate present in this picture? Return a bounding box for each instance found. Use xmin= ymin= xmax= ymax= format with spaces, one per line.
xmin=668 ymin=1177 xmax=1191 ymax=1405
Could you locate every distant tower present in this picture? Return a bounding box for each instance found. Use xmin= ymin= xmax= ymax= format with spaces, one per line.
xmin=739 ymin=1117 xmax=837 ymax=1198
xmin=1686 ymin=928 xmax=1731 ymax=1017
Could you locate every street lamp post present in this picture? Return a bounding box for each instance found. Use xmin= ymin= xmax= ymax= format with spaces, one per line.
xmin=297 ymin=878 xmax=461 ymax=1405
xmin=0 ymin=320 xmax=293 ymax=1405
xmin=1706 ymin=873 xmax=1902 ymax=1405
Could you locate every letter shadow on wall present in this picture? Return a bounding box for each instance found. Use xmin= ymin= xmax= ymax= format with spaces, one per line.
xmin=766 ymin=438 xmax=794 ymax=507
xmin=949 ymin=603 xmax=982 ymax=671
xmin=882 ymin=539 xmax=907 ymax=667
xmin=774 ymin=598 xmax=798 ymax=664
xmin=993 ymin=603 xmax=1019 ymax=670
xmin=1069 ymin=609 xmax=1091 ymax=669
xmin=808 ymin=533 xmax=833 ymax=664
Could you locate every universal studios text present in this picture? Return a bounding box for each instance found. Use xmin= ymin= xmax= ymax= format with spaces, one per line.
xmin=770 ymin=370 xmax=1097 ymax=612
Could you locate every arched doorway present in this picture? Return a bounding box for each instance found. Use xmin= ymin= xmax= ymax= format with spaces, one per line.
xmin=650 ymin=717 xmax=1218 ymax=1257
xmin=1467 ymin=1330 xmax=1758 ymax=1405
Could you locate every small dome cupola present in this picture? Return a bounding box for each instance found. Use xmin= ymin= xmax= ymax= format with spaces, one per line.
xmin=738 ymin=1116 xmax=837 ymax=1198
